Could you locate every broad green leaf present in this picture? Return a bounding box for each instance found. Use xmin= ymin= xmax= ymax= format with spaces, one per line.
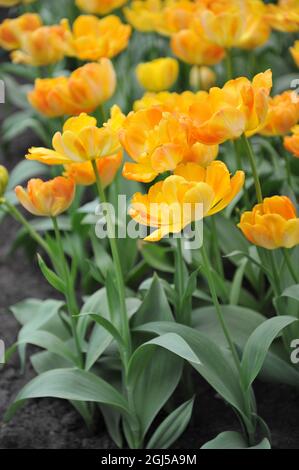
xmin=241 ymin=316 xmax=298 ymax=389
xmin=5 ymin=368 xmax=129 ymax=421
xmin=193 ymin=305 xmax=299 ymax=388
xmin=146 ymin=397 xmax=194 ymax=449
xmin=128 ymin=342 xmax=183 ymax=438
xmin=31 ymin=350 xmax=72 ymax=374
xmin=141 ymin=244 xmax=174 ymax=273
xmin=134 ymin=322 xmax=247 ymax=421
xmin=229 ymin=259 xmax=248 ymax=305
xmin=201 ymin=431 xmax=271 ymax=449
xmin=7 ymin=160 xmax=49 ymax=190
xmin=37 ymin=254 xmax=66 ymax=294
xmin=16 ymin=330 xmax=78 ymax=366
xmin=133 ymin=275 xmax=173 ymax=327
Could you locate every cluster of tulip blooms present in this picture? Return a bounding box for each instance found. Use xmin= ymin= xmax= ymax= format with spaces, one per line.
xmin=1 ymin=0 xmax=299 ymax=450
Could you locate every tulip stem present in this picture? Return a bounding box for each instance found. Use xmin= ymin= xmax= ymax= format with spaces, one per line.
xmin=200 ymin=242 xmax=241 ymax=373
xmin=91 ymin=160 xmax=132 ymax=359
xmin=2 ymin=200 xmax=50 ymax=256
xmin=241 ymin=134 xmax=263 ymax=204
xmin=283 ymin=248 xmax=299 ymax=284
xmin=225 ymin=49 xmax=233 ymax=80
xmin=200 ymin=241 xmax=255 ymax=444
xmin=176 ymin=237 xmax=185 ymax=321
xmin=51 ymin=216 xmax=83 ymax=369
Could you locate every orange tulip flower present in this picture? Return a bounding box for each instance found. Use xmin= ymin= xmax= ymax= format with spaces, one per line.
xmin=189 ymin=70 xmax=272 ymax=144
xmin=259 ymin=91 xmax=299 ymax=136
xmin=27 ymin=106 xmax=125 ymax=165
xmin=171 ymin=28 xmax=225 ymax=66
xmin=76 ymin=0 xmax=128 ymax=15
xmin=284 ymin=125 xmax=299 ymax=158
xmin=0 ymin=14 xmax=41 ymax=51
xmin=69 ymin=15 xmax=131 ymax=61
xmin=63 ymin=152 xmax=122 ymax=187
xmin=238 ymin=196 xmax=299 ymax=249
xmin=124 ymin=0 xmax=164 ymax=33
xmin=129 ymin=160 xmax=244 ymax=241
xmin=11 ymin=20 xmax=72 ymax=66
xmin=265 ymin=2 xmax=299 ymax=32
xmin=28 ymin=60 xmax=116 ymax=118
xmin=15 ymin=177 xmax=75 ymax=217
xmin=133 ymin=90 xmax=205 ymax=113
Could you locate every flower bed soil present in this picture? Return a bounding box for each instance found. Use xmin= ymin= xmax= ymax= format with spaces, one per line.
xmin=0 ymin=116 xmax=298 ymax=450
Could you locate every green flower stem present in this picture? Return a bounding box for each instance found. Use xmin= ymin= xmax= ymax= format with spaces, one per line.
xmin=225 ymin=49 xmax=233 ymax=80
xmin=176 ymin=237 xmax=185 ymax=321
xmin=3 ymin=200 xmax=50 ymax=256
xmin=240 ymin=134 xmax=263 ymax=204
xmin=210 ymin=216 xmax=224 ymax=278
xmin=282 ymin=248 xmax=299 ymax=284
xmin=200 ymin=241 xmax=255 ymax=444
xmin=92 ymin=160 xmax=140 ymax=448
xmin=200 ymin=243 xmax=241 ymax=373
xmin=91 ymin=160 xmax=132 ymax=360
xmin=51 ymin=217 xmax=83 ymax=369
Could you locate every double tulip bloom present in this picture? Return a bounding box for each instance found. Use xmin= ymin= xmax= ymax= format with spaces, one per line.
xmin=15 ymin=177 xmax=75 ymax=217
xmin=63 ymin=153 xmax=122 ymax=187
xmin=28 ymin=60 xmax=116 ymax=118
xmin=11 ymin=20 xmax=72 ymax=66
xmin=259 ymin=91 xmax=299 ymax=137
xmin=0 ymin=14 xmax=41 ymax=51
xmin=136 ymin=58 xmax=179 ymax=92
xmin=189 ymin=70 xmax=272 ymax=144
xmin=120 ymin=107 xmax=218 ymax=183
xmin=130 ymin=161 xmax=244 ymax=241
xmin=27 ymin=106 xmax=125 ymax=165
xmin=239 ymin=196 xmax=299 ymax=249
xmin=68 ymin=15 xmax=131 ymax=61
xmin=76 ymin=0 xmax=128 ymax=15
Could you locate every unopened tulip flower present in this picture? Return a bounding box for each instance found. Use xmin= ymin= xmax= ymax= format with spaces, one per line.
xmin=190 ymin=65 xmax=216 ymax=91
xmin=129 ymin=161 xmax=244 ymax=241
xmin=76 ymin=0 xmax=128 ymax=15
xmin=136 ymin=58 xmax=179 ymax=92
xmin=63 ymin=152 xmax=122 ymax=187
xmin=0 ymin=165 xmax=8 ymax=197
xmin=284 ymin=125 xmax=299 ymax=157
xmin=238 ymin=196 xmax=299 ymax=249
xmin=0 ymin=14 xmax=41 ymax=51
xmin=259 ymin=91 xmax=299 ymax=136
xmin=69 ymin=15 xmax=131 ymax=61
xmin=12 ymin=20 xmax=72 ymax=66
xmin=15 ymin=177 xmax=75 ymax=217
xmin=290 ymin=40 xmax=299 ymax=67
xmin=189 ymin=70 xmax=272 ymax=145
xmin=171 ymin=28 xmax=225 ymax=66
xmin=27 ymin=106 xmax=125 ymax=165
xmin=28 ymin=60 xmax=116 ymax=117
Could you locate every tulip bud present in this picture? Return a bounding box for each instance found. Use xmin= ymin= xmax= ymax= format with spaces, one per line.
xmin=0 ymin=165 xmax=8 ymax=197
xmin=190 ymin=65 xmax=216 ymax=91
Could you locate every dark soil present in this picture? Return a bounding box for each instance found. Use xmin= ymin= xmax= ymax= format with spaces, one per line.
xmin=0 ymin=86 xmax=298 ymax=451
